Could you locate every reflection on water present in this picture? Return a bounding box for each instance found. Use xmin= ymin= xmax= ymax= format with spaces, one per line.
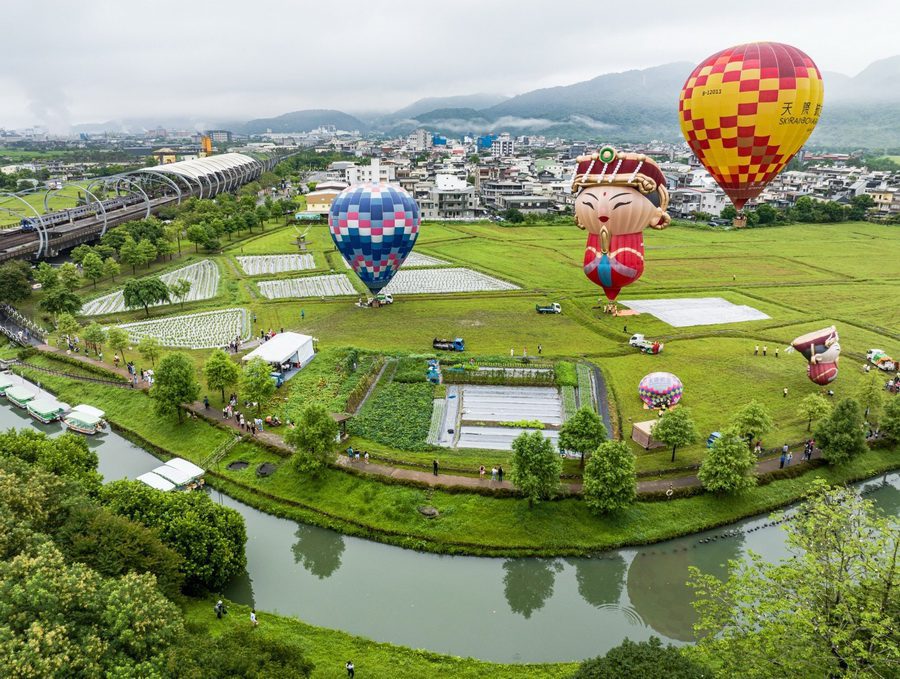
xmin=502 ymin=559 xmax=562 ymax=619
xmin=568 ymin=555 xmax=627 ymax=608
xmin=292 ymin=524 xmax=345 ymax=579
xmin=2 ymin=392 xmax=895 ymax=664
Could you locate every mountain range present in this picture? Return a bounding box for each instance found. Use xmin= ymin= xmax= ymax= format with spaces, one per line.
xmin=75 ymin=56 xmax=900 ymax=148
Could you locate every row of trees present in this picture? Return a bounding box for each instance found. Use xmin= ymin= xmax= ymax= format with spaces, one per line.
xmin=712 ymin=193 xmax=876 ymax=227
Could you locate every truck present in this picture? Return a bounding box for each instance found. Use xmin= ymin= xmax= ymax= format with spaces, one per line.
xmin=433 ymin=337 xmax=465 ymax=352
xmin=867 ymin=349 xmax=896 ymax=372
xmin=535 ymin=302 xmax=562 ymax=314
xmin=628 ymin=333 xmax=663 ymax=354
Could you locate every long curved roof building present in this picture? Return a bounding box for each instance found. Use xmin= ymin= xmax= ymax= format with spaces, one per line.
xmin=136 ymin=153 xmax=264 ymax=199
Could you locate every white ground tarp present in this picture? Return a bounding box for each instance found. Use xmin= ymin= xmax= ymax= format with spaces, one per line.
xmin=461 ymin=385 xmax=563 ymax=426
xmin=242 ymin=332 xmax=315 ymax=365
xmin=621 ymin=297 xmax=770 ymax=327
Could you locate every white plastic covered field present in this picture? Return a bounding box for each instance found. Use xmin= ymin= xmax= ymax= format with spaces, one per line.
xmin=381 ymin=268 xmax=519 ymax=295
xmin=257 ymin=274 xmax=357 ymax=299
xmin=237 ymin=254 xmax=316 ymax=275
xmin=115 ymin=308 xmax=250 ymax=349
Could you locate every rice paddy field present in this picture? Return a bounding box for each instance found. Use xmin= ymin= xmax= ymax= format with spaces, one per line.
xmin=35 ymin=218 xmax=900 ymax=475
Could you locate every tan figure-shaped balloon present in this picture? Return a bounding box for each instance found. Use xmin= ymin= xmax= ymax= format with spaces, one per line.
xmin=572 ymin=147 xmax=670 ymax=299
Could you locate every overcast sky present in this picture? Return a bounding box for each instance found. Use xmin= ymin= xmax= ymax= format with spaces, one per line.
xmin=2 ymin=0 xmax=897 ymax=130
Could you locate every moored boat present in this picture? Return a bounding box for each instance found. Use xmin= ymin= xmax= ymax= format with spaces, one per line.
xmin=63 ymin=404 xmax=107 ymax=435
xmin=0 ymin=374 xmax=15 ymax=396
xmin=5 ymin=385 xmax=37 ymax=408
xmin=27 ymin=398 xmax=70 ymax=423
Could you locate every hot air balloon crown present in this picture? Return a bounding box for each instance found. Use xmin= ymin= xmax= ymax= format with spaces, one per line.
xmin=571 ymin=146 xmax=670 ymax=225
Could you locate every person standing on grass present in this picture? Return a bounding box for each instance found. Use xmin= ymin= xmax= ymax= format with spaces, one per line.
xmin=491 ymin=466 xmax=498 ymax=481
xmin=754 ymin=440 xmax=762 ymax=455
xmin=479 ymin=465 xmax=486 ymax=479
xmin=538 ymin=344 xmax=543 ymax=355
xmin=763 ymin=346 xmax=767 ymax=357
xmin=346 ymin=660 xmax=355 ymax=678
xmin=783 ymin=387 xmax=788 ymax=398
xmin=250 ymin=610 xmax=258 ymax=627
xmin=775 ymin=347 xmax=779 ymax=358
xmin=498 ymin=465 xmax=504 ymax=483
xmin=433 ymin=460 xmax=438 ymax=476
xmin=364 ymin=451 xmax=369 ymax=464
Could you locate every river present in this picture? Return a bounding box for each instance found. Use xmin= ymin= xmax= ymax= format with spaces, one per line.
xmin=2 ymin=396 xmax=896 ymax=663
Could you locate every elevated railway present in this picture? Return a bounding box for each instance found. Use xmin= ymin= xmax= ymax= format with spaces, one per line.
xmin=0 ymin=151 xmax=288 ymax=263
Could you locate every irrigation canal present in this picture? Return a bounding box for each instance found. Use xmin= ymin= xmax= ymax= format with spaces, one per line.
xmin=0 ymin=395 xmax=896 ymax=663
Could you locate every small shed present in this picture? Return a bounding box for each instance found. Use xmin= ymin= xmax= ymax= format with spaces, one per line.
xmin=632 ymin=420 xmax=665 ymax=450
xmin=242 ymin=332 xmax=315 ymax=371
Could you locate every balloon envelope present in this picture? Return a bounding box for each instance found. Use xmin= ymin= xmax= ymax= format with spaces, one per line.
xmin=679 ymin=42 xmax=824 ymax=210
xmin=791 ymin=326 xmax=840 ymax=385
xmin=329 ymin=183 xmax=420 ymax=294
xmin=638 ymin=372 xmax=684 ymax=408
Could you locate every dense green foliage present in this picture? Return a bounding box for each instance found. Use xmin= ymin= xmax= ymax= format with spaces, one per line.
xmin=240 ymin=357 xmax=276 ymax=413
xmin=797 ymin=393 xmax=832 ymax=432
xmin=510 ymin=431 xmax=562 ymax=507
xmin=689 ymin=481 xmax=900 ymax=677
xmin=100 ymin=480 xmax=247 ymax=593
xmin=573 ymin=637 xmax=708 ymax=678
xmin=204 ymin=349 xmax=240 ymax=402
xmin=883 ymin=398 xmax=900 ymax=444
xmin=0 ymin=260 xmax=32 ymax=304
xmin=815 ymin=398 xmax=869 ymax=465
xmin=582 ymin=440 xmax=636 ymax=514
xmin=652 ymin=407 xmax=699 ymax=462
xmin=286 ymin=404 xmax=339 ymax=475
xmin=554 ymin=361 xmax=577 ymax=387
xmin=0 ymin=429 xmax=100 ymax=494
xmin=731 ymin=400 xmax=774 ymax=449
xmin=698 ymin=430 xmax=757 ymax=494
xmin=558 ymin=406 xmax=606 ymax=466
xmin=349 ymin=381 xmax=434 ymax=450
xmin=283 ymin=348 xmax=378 ymax=418
xmin=123 ymin=277 xmax=170 ymax=316
xmin=151 ymin=352 xmax=201 ymax=422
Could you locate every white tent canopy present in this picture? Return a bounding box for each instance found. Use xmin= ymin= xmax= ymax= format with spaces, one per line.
xmin=152 ymin=464 xmax=196 ymax=486
xmin=166 ymin=457 xmax=204 ymax=478
xmin=242 ymin=332 xmax=315 ymax=367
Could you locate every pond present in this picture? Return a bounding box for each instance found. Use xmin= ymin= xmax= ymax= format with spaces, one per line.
xmin=1 ymin=394 xmax=896 ymax=663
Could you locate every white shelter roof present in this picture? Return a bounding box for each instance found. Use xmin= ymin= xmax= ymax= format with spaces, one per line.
xmin=70 ymin=404 xmax=105 ymax=419
xmin=151 ymin=464 xmax=196 ymax=486
xmin=165 ymin=457 xmax=205 ymax=478
xmin=137 ymin=153 xmax=260 ymax=181
xmin=242 ymin=332 xmax=314 ymax=365
xmin=137 ymin=471 xmax=176 ymax=491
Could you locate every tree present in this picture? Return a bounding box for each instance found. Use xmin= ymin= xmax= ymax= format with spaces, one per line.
xmin=55 ymin=312 xmax=80 ymax=345
xmin=501 ymin=207 xmax=525 ymax=223
xmin=286 ymin=404 xmax=339 ymax=475
xmin=582 ymin=440 xmax=636 ymax=514
xmin=185 ymin=224 xmax=208 ymax=252
xmin=558 ymin=406 xmax=606 ymax=467
xmin=574 ymin=637 xmax=709 ymax=679
xmin=82 ymin=322 xmax=106 ymax=356
xmin=797 ymin=393 xmax=832 ymax=432
xmin=123 ymin=277 xmax=169 ymax=317
xmin=731 ymin=400 xmax=774 ymax=450
xmin=150 ymin=352 xmax=200 ymax=422
xmin=100 ymin=480 xmax=247 ymax=593
xmin=70 ymin=243 xmax=93 ymax=264
xmin=102 ymin=256 xmax=120 ymax=282
xmin=240 ymin=357 xmax=276 ymax=414
xmin=688 ymin=481 xmax=900 ymax=678
xmin=107 ymin=326 xmax=130 ymax=362
xmin=509 ymin=431 xmax=561 ymax=507
xmin=58 ymin=262 xmax=82 ymax=291
xmin=81 ymin=251 xmax=105 ymax=288
xmin=847 ymin=193 xmax=875 ymax=221
xmin=138 ymin=335 xmax=162 ymax=367
xmin=118 ymin=235 xmax=143 ymax=274
xmin=652 ymin=407 xmax=699 ymax=462
xmin=753 ymin=203 xmax=777 ymax=224
xmin=814 ymin=398 xmax=868 ymax=465
xmin=136 ymin=238 xmax=158 ymax=268
xmin=156 ymin=238 xmax=176 ymax=261
xmin=857 ymin=375 xmax=885 ymax=427
xmin=34 ymin=261 xmax=59 ymax=289
xmin=169 ymin=278 xmax=192 ymax=310
xmin=698 ymin=429 xmax=757 ymax=494
xmin=882 ymin=398 xmax=900 ymax=443
xmin=204 ymin=349 xmax=239 ymax=403
xmin=0 ymin=542 xmax=183 ymax=677
xmin=39 ymin=285 xmax=82 ymax=317
xmin=0 ymin=260 xmax=32 ymax=304
xmin=720 ymin=205 xmax=737 ymax=221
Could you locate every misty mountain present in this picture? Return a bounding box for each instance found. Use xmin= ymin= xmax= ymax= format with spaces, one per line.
xmin=387 ymin=94 xmax=508 ymax=121
xmin=236 ymin=109 xmax=367 ymax=135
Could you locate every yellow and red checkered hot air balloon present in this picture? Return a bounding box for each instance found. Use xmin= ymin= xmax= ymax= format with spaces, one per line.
xmin=678 ymin=42 xmax=824 ymax=210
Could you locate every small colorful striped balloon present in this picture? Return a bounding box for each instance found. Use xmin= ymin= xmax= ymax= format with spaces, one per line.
xmin=638 ymin=372 xmax=684 ymax=408
xmin=329 ymin=183 xmax=420 ymax=294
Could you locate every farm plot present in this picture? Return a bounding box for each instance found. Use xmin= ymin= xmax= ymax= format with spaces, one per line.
xmin=258 ymin=274 xmax=357 ymax=299
xmin=115 ymin=308 xmax=250 ymax=349
xmin=237 ymin=254 xmax=315 ymax=275
xmin=381 ymin=268 xmax=519 ymax=295
xmin=81 ymin=260 xmax=220 ymax=315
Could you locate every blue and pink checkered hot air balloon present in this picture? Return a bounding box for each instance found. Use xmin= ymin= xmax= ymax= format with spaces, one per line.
xmin=329 ymin=183 xmax=420 ymax=295
xmin=638 ymin=372 xmax=684 ymax=409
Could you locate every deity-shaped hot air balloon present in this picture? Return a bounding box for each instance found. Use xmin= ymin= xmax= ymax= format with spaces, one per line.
xmin=791 ymin=326 xmax=841 ymax=385
xmin=572 ymin=147 xmax=670 ymax=300
xmin=329 ymin=183 xmax=420 ymax=297
xmin=679 ymin=42 xmax=824 ymax=212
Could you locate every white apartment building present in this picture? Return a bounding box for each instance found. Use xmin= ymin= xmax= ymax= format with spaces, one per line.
xmin=345 ymin=158 xmax=396 ymax=184
xmin=408 ymin=128 xmax=433 ymax=152
xmin=491 ymin=134 xmax=514 ymax=158
xmin=417 ymin=175 xmax=477 ymax=220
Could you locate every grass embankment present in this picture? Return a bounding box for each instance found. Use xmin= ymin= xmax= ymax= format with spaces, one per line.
xmin=182 ymin=598 xmax=574 ymax=679
xmin=18 ymin=357 xmax=900 ymax=557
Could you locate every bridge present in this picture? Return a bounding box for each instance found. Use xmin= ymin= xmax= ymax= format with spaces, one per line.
xmin=0 ymin=151 xmax=288 ymax=263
